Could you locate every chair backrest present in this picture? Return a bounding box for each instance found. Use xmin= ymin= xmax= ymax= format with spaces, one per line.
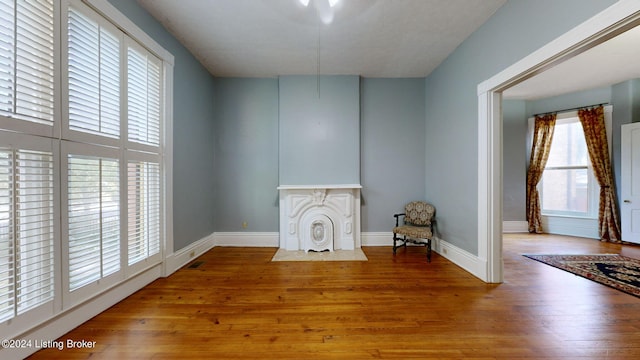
xmin=404 ymin=201 xmax=435 ymax=226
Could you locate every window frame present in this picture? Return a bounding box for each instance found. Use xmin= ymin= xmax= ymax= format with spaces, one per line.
xmin=0 ymin=0 xmax=174 ymax=342
xmin=539 ymin=115 xmax=598 ymax=218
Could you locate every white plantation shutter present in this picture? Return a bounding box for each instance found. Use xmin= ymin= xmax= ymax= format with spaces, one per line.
xmin=67 ymin=154 xmax=119 ymax=291
xmin=0 ymin=0 xmax=55 ymax=125
xmin=67 ymin=5 xmax=120 ymax=138
xmin=127 ymin=160 xmax=160 ymax=266
xmin=0 ymin=147 xmax=54 ymax=322
xmin=0 ymin=150 xmax=13 ymax=321
xmin=127 ymin=43 xmax=161 ymax=147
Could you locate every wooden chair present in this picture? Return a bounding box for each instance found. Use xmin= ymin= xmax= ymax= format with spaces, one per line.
xmin=393 ymin=201 xmax=436 ymax=262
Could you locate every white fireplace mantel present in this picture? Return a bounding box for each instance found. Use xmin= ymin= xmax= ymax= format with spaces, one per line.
xmin=277 ymin=184 xmax=362 ymax=251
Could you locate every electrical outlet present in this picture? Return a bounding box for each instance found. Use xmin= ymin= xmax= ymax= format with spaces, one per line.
xmin=242 ymin=221 xmax=248 ymax=229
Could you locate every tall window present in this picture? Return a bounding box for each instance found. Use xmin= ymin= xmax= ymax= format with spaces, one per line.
xmin=0 ymin=142 xmax=55 ymax=323
xmin=0 ymin=0 xmax=171 ymax=340
xmin=0 ymin=0 xmax=56 ymax=326
xmin=538 ymin=116 xmax=598 ymax=218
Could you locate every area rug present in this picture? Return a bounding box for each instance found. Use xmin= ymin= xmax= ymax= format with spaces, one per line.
xmin=271 ymin=249 xmax=368 ymax=262
xmin=523 ymin=254 xmax=640 ymax=298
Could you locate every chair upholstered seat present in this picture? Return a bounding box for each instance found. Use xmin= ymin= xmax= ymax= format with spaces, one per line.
xmin=392 ymin=225 xmax=432 ymax=240
xmin=392 ymin=201 xmax=436 ymax=262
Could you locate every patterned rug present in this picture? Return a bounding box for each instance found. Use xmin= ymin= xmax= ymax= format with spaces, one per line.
xmin=523 ymin=254 xmax=640 ymax=298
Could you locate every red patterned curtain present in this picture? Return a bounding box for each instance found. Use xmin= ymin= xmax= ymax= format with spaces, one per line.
xmin=526 ymin=114 xmax=556 ymax=233
xmin=578 ymin=106 xmax=621 ymax=242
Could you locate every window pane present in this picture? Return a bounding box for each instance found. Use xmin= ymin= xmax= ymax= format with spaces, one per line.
xmin=68 ymin=155 xmax=120 ymax=291
xmin=546 ymin=121 xmax=588 ymax=167
xmin=127 ymin=45 xmax=160 ymax=146
xmin=0 ymin=148 xmax=54 ymax=321
xmin=68 ymin=5 xmax=120 ymax=138
xmin=541 ymin=168 xmax=589 ymax=213
xmin=127 ymin=161 xmax=160 ymax=266
xmin=0 ymin=0 xmax=55 ymax=125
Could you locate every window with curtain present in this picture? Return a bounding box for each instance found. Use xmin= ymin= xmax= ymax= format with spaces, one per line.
xmin=539 ymin=117 xmax=598 ymax=217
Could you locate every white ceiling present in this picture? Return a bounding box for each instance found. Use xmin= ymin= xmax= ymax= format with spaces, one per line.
xmin=503 ymin=25 xmax=640 ymax=100
xmin=136 ymin=0 xmax=506 ymax=78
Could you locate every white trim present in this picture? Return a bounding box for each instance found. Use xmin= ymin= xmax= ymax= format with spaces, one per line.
xmin=434 ymin=237 xmax=487 ymax=281
xmin=502 ymin=221 xmax=528 ymax=233
xmin=214 ymin=232 xmax=280 ymax=247
xmin=277 ymin=184 xmax=362 ymax=190
xmin=361 ymin=232 xmax=392 ymax=246
xmin=477 ymin=0 xmax=640 ymax=284
xmin=6 ymin=265 xmax=161 ymax=360
xmin=164 ymin=233 xmax=216 ymax=275
xmin=82 ymin=0 xmax=174 ymax=64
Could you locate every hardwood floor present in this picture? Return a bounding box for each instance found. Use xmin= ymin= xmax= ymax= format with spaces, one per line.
xmin=28 ymin=234 xmax=640 ymax=359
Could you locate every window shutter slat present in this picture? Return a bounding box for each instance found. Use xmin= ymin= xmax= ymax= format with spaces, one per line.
xmin=0 ymin=150 xmax=15 ymax=322
xmin=127 ymin=45 xmax=160 ymax=147
xmin=68 ymin=6 xmax=120 ymax=138
xmin=11 ymin=0 xmax=55 ymax=124
xmin=0 ymin=147 xmax=54 ymax=321
xmin=68 ymin=155 xmax=120 ymax=291
xmin=128 ymin=161 xmax=160 ymax=265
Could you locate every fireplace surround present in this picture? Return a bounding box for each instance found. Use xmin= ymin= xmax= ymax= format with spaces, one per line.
xmin=277 ymin=184 xmax=362 ymax=252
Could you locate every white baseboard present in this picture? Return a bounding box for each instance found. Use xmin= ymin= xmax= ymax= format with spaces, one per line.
xmin=214 ymin=232 xmax=279 ymax=247
xmin=503 ymin=221 xmax=528 ymax=233
xmin=361 ymin=232 xmax=392 ymax=246
xmin=433 ymin=237 xmax=487 ymax=281
xmin=164 ymin=232 xmax=216 ymax=276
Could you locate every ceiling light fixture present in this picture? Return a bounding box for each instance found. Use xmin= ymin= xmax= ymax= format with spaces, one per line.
xmin=298 ymin=0 xmax=341 ymax=24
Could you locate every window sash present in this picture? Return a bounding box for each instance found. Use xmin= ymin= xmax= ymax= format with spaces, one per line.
xmin=67 ymin=153 xmax=120 ymax=292
xmin=0 ymin=141 xmax=54 ymax=323
xmin=127 ymin=40 xmax=161 ymax=149
xmin=67 ymin=2 xmax=121 ymax=141
xmin=0 ymin=0 xmax=55 ymax=126
xmin=127 ymin=159 xmax=160 ymax=266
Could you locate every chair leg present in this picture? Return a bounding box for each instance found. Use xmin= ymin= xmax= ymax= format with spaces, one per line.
xmin=392 ymin=233 xmax=397 ymax=254
xmin=426 ymin=239 xmax=432 ymax=263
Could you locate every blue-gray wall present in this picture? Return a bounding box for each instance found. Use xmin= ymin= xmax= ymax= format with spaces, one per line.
xmin=213 ymin=78 xmax=279 ymax=232
xmin=360 ymin=78 xmax=426 ymax=231
xmin=502 ymin=100 xmax=526 ymax=221
xmin=107 ymin=0 xmax=217 ymax=251
xmin=424 ymin=0 xmax=616 ymax=255
xmin=279 ymin=75 xmax=360 ymax=185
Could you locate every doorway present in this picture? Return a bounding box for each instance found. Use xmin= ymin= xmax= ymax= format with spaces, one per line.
xmin=477 ymin=1 xmax=640 ymax=283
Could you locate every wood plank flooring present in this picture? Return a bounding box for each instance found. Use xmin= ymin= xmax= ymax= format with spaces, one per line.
xmin=28 ymin=234 xmax=640 ymax=359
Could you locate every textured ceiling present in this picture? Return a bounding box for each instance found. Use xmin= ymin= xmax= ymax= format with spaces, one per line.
xmin=504 ymin=25 xmax=640 ymax=100
xmin=137 ymin=0 xmax=506 ymax=78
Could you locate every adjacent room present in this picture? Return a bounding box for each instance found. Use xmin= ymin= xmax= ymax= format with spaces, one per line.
xmin=2 ymin=0 xmax=640 ymax=358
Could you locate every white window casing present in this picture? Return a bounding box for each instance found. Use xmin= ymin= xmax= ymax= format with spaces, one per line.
xmin=0 ymin=0 xmax=173 ymax=345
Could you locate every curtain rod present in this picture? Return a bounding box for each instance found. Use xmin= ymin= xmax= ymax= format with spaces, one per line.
xmin=533 ymin=103 xmax=609 ymax=117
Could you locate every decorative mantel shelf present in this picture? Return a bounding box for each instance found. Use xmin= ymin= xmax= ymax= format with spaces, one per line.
xmin=277 ymin=184 xmax=362 ymax=252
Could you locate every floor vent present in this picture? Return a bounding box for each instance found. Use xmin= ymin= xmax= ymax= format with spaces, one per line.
xmin=187 ymin=261 xmax=204 ymax=269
